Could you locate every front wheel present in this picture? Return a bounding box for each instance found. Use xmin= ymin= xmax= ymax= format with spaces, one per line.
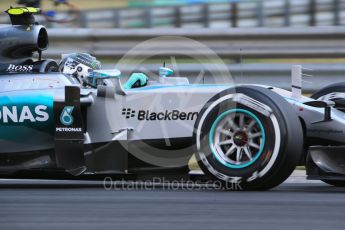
xmin=193 ymin=86 xmax=304 ymax=190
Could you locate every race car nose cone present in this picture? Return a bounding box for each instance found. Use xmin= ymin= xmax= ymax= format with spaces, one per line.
xmin=233 ymin=131 xmax=248 ymax=147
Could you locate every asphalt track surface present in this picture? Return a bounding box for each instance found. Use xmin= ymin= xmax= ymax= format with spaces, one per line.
xmin=1 ymin=171 xmax=345 ymax=230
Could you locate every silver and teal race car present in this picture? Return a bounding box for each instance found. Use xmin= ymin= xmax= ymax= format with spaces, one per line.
xmin=1 ymin=7 xmax=345 ymax=190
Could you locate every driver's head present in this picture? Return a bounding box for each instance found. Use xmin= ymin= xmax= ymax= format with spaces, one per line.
xmin=59 ymin=53 xmax=101 ymax=84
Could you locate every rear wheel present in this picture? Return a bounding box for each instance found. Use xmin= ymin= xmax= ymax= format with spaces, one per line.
xmin=193 ymin=86 xmax=304 ymax=190
xmin=312 ymin=82 xmax=345 ymax=111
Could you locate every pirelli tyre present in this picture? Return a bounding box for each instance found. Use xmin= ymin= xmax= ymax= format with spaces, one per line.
xmin=193 ymin=86 xmax=303 ymax=190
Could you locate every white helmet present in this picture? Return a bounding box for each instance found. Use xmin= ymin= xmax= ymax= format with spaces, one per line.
xmin=59 ymin=53 xmax=101 ymax=85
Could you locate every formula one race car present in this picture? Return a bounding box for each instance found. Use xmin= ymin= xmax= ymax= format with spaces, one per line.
xmin=2 ymin=7 xmax=345 ymax=190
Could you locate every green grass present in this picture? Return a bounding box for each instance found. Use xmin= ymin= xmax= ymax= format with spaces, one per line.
xmin=296 ymin=166 xmax=306 ymax=170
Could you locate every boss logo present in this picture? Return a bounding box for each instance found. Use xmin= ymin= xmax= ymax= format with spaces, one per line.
xmin=7 ymin=64 xmax=34 ymax=72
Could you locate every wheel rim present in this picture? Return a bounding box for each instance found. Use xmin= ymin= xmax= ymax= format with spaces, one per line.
xmin=209 ymin=109 xmax=266 ymax=169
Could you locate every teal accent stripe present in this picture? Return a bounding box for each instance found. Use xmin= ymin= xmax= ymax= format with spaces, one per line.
xmin=124 ymin=73 xmax=148 ymax=90
xmin=127 ymin=84 xmax=231 ymax=91
xmin=0 ymin=91 xmax=54 ymax=142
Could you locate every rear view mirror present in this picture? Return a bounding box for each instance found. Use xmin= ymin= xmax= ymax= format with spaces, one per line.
xmin=91 ymin=69 xmax=121 ymax=86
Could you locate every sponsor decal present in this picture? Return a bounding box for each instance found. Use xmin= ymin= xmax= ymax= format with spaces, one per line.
xmin=60 ymin=106 xmax=74 ymax=126
xmin=56 ymin=127 xmax=82 ymax=132
xmin=0 ymin=105 xmax=49 ymax=123
xmin=122 ymin=108 xmax=199 ymax=121
xmin=0 ymin=93 xmax=54 ymax=142
xmin=7 ymin=64 xmax=33 ymax=72
xmin=122 ymin=108 xmax=136 ymax=119
xmin=54 ymin=87 xmax=84 ymax=138
xmin=55 ymin=106 xmax=82 ymax=133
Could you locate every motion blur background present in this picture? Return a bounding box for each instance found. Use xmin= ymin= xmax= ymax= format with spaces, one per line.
xmin=1 ymin=0 xmax=345 ymax=91
xmin=2 ymin=0 xmax=345 ymax=28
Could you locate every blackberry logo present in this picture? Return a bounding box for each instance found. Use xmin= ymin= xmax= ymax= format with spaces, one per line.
xmin=122 ymin=108 xmax=198 ymax=121
xmin=122 ymin=108 xmax=136 ymax=119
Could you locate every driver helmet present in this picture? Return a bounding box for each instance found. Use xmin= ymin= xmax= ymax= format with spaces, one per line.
xmin=59 ymin=53 xmax=101 ymax=85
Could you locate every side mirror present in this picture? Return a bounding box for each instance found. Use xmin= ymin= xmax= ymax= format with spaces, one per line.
xmin=304 ymin=100 xmax=335 ymax=122
xmin=92 ymin=69 xmax=126 ymax=95
xmin=159 ymin=67 xmax=174 ymax=77
xmin=91 ymin=69 xmax=121 ymax=85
